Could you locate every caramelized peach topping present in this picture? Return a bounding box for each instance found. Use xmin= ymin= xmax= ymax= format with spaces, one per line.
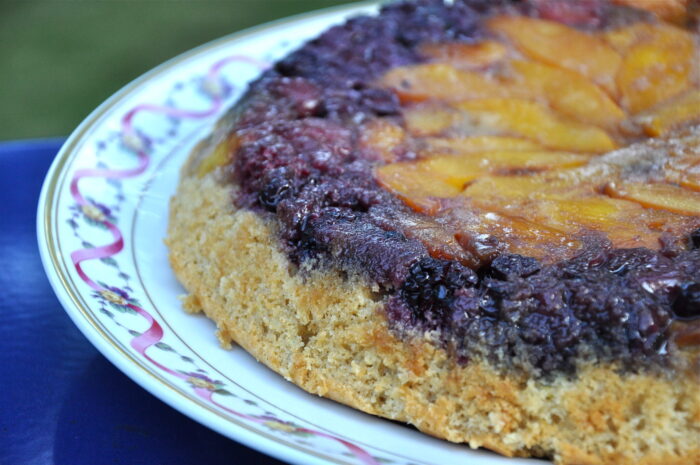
xmin=197 ymin=135 xmax=239 ymax=178
xmin=637 ymin=90 xmax=700 ymax=137
xmin=421 ymin=136 xmax=542 ymax=154
xmin=612 ymin=0 xmax=691 ymax=24
xmin=455 ymin=98 xmax=617 ymax=153
xmin=615 ymin=30 xmax=694 ymax=113
xmin=606 ymin=182 xmax=700 ymax=216
xmin=665 ymin=155 xmax=700 ymax=192
xmin=372 ymin=14 xmax=700 ymax=264
xmin=379 ymin=63 xmax=509 ymax=103
xmin=359 ymin=119 xmax=406 ymax=163
xmin=507 ymin=60 xmax=625 ymax=128
xmin=418 ymin=41 xmax=508 ymax=70
xmin=487 ymin=15 xmax=622 ymax=96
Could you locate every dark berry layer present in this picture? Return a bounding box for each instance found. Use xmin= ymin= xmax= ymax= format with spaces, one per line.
xmin=228 ymin=0 xmax=700 ymax=375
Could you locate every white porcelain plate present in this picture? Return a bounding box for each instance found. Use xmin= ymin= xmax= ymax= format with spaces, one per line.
xmin=37 ymin=3 xmax=549 ymax=464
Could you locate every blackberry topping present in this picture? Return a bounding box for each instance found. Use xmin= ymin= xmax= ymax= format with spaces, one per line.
xmin=358 ymin=88 xmax=401 ymax=117
xmin=485 ymin=254 xmax=542 ymax=280
xmin=690 ymin=229 xmax=700 ymax=249
xmin=259 ymin=170 xmax=294 ymax=211
xmin=230 ymin=0 xmax=699 ymax=375
xmin=673 ymin=282 xmax=700 ymax=320
xmin=401 ymin=258 xmax=476 ymax=326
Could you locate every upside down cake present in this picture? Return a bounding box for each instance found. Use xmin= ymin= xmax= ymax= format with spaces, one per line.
xmin=166 ymin=0 xmax=700 ymax=463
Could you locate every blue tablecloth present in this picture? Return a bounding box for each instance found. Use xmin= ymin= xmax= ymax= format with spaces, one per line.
xmin=0 ymin=139 xmax=284 ymax=465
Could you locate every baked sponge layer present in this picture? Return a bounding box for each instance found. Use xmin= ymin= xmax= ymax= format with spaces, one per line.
xmin=166 ymin=144 xmax=700 ymax=465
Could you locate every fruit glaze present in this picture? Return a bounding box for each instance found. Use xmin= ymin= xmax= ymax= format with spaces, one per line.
xmin=202 ymin=0 xmax=700 ymax=376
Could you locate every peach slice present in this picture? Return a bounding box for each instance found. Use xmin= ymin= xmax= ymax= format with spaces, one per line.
xmin=430 ymin=150 xmax=589 ymax=187
xmin=359 ymin=119 xmax=406 ymax=163
xmin=463 ymin=172 xmax=594 ymax=202
xmin=463 ymin=173 xmax=606 ymax=216
xmin=540 ymin=195 xmax=668 ymax=249
xmin=455 ymin=212 xmax=573 ymax=262
xmin=542 ymin=197 xmax=630 ymax=227
xmin=532 ymin=197 xmax=669 ymax=249
xmin=455 ymin=98 xmax=617 ymax=153
xmin=197 ymin=135 xmax=238 ymax=177
xmin=464 ymin=176 xmax=667 ymax=249
xmin=478 ymin=214 xmax=578 ymax=261
xmin=603 ymin=23 xmax=658 ymax=53
xmin=407 ymin=156 xmax=484 ymax=189
xmin=419 ymin=40 xmax=508 ymax=69
xmin=488 ymin=15 xmax=621 ymax=95
xmin=605 ymin=182 xmax=700 ymax=216
xmin=403 ymin=105 xmax=459 ymax=136
xmin=456 ymin=192 xmax=645 ymax=258
xmin=604 ymin=21 xmax=695 ymax=53
xmin=446 ymin=201 xmax=578 ymax=262
xmin=636 ymin=89 xmax=700 ymax=137
xmin=378 ymin=63 xmax=509 ymax=103
xmin=667 ymin=162 xmax=700 ymax=193
xmin=421 ymin=136 xmax=542 ymax=154
xmin=509 ymin=60 xmax=625 ymax=128
xmin=375 ymin=149 xmax=589 ymax=213
xmin=374 ymin=208 xmax=480 ymax=266
xmin=611 ymin=0 xmax=690 ymax=24
xmin=616 ymin=26 xmax=695 ymax=113
xmin=374 ymin=162 xmax=461 ymax=214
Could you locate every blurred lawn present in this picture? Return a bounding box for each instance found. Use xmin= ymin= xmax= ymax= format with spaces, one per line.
xmin=0 ymin=0 xmax=350 ymax=141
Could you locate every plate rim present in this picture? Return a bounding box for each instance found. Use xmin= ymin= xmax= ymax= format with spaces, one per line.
xmin=35 ymin=3 xmax=392 ymax=465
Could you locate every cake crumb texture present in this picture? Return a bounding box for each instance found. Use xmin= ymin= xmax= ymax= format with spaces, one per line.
xmin=166 ymin=153 xmax=700 ymax=465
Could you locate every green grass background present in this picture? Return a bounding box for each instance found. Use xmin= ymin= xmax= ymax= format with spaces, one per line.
xmin=0 ymin=0 xmax=350 ymax=141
